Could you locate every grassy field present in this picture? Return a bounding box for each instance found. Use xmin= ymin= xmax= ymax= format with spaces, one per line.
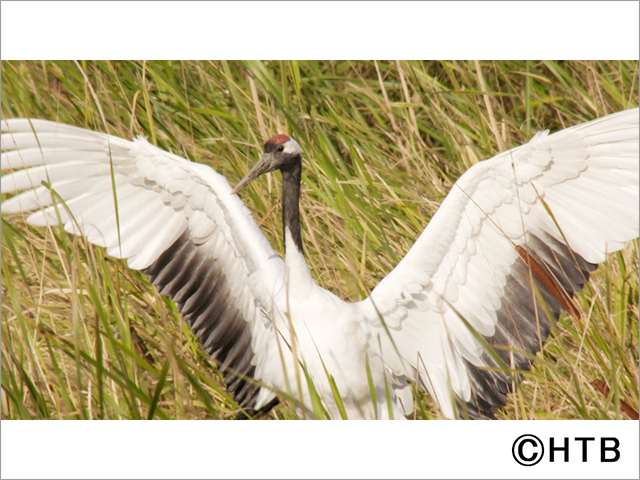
xmin=1 ymin=60 xmax=638 ymax=420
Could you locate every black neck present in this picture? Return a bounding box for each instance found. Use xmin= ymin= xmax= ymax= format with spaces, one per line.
xmin=281 ymin=160 xmax=304 ymax=256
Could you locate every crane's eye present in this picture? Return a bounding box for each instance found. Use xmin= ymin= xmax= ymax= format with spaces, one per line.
xmin=277 ymin=145 xmax=285 ymax=152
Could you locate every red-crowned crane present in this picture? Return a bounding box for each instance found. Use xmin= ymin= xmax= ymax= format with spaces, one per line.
xmin=1 ymin=108 xmax=638 ymax=419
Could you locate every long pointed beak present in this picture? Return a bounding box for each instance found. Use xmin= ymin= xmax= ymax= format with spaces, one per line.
xmin=231 ymin=154 xmax=274 ymax=195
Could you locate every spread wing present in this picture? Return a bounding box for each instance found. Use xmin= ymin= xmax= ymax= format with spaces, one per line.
xmin=360 ymin=108 xmax=639 ymax=419
xmin=1 ymin=119 xmax=285 ymax=412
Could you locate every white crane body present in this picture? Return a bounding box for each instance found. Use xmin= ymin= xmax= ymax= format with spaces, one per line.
xmin=2 ymin=108 xmax=638 ymax=419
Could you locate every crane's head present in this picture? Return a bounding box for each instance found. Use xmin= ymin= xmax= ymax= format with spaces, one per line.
xmin=231 ymin=135 xmax=302 ymax=194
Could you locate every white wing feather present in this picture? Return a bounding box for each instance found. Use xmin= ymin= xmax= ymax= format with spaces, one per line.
xmin=360 ymin=108 xmax=639 ymax=418
xmin=1 ymin=118 xmax=284 ymax=410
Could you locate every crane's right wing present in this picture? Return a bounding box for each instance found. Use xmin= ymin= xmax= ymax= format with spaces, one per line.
xmin=359 ymin=108 xmax=639 ymax=419
xmin=1 ymin=119 xmax=285 ymax=413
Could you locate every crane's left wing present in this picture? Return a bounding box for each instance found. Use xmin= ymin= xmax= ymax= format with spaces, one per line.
xmin=1 ymin=119 xmax=285 ymax=414
xmin=359 ymin=108 xmax=639 ymax=419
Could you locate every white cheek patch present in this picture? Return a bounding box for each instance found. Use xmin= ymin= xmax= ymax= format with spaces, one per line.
xmin=283 ymin=138 xmax=301 ymax=155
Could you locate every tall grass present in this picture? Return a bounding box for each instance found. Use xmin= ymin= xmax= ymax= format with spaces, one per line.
xmin=1 ymin=60 xmax=638 ymax=420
